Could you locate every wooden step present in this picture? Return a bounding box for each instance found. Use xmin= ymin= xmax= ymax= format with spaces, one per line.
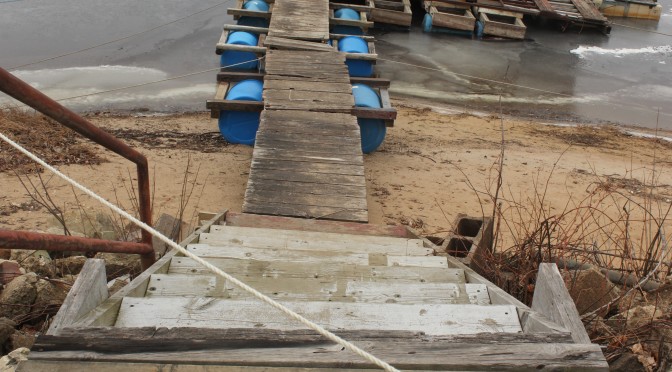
xmin=114 ymin=297 xmax=522 ymax=334
xmin=168 ymin=257 xmax=466 ymax=283
xmin=202 ymin=225 xmax=429 ymax=255
xmin=210 ymin=225 xmax=424 ymax=248
xmin=186 ymin=244 xmax=448 ymax=268
xmin=145 ymin=274 xmax=470 ymax=304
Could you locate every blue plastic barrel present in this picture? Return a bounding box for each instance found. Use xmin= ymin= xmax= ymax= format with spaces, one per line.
xmin=335 ymin=8 xmax=359 ymax=19
xmin=332 ymin=8 xmax=364 ymax=36
xmin=218 ymin=79 xmax=263 ymax=145
xmin=422 ymin=14 xmax=433 ymax=33
xmin=338 ymin=36 xmax=373 ymax=77
xmin=243 ymin=0 xmax=269 ymax=11
xmin=352 ymin=84 xmax=386 ymax=153
xmin=221 ymin=31 xmax=259 ymax=69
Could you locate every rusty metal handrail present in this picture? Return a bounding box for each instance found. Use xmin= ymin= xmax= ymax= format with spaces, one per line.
xmin=0 ymin=67 xmax=155 ymax=270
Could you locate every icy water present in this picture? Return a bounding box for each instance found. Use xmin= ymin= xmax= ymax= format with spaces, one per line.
xmin=0 ymin=0 xmax=671 ymax=129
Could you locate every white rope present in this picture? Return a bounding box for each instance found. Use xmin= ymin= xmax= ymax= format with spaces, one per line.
xmin=0 ymin=132 xmax=399 ymax=372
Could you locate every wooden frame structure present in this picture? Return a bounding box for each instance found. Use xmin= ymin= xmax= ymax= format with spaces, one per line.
xmin=330 ymin=0 xmax=413 ymax=27
xmin=329 ymin=7 xmax=374 ymax=32
xmin=228 ymin=0 xmax=274 ymax=20
xmin=216 ymin=25 xmax=268 ymax=57
xmin=206 ymin=72 xmax=265 ymax=119
xmin=425 ymin=1 xmax=477 ymax=32
xmin=476 ymin=7 xmax=527 ymax=39
xmin=207 ymin=72 xmax=396 ymax=127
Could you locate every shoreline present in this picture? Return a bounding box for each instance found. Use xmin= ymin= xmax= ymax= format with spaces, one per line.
xmin=73 ymin=94 xmax=672 ymax=138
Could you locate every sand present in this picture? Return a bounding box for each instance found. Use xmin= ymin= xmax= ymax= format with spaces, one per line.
xmin=1 ymin=99 xmax=671 ymax=249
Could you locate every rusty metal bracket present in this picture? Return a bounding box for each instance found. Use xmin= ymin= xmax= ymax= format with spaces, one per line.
xmin=0 ymin=67 xmax=155 ymax=270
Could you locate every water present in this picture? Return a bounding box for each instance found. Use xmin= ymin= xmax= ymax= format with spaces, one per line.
xmin=0 ymin=0 xmax=671 ymax=129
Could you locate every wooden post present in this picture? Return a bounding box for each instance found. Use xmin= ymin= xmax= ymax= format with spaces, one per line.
xmin=531 ymin=263 xmax=592 ymax=344
xmin=47 ymin=259 xmax=108 ymax=336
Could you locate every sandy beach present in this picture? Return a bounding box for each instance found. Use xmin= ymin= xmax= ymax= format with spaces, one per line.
xmin=2 ymin=98 xmax=670 ymax=247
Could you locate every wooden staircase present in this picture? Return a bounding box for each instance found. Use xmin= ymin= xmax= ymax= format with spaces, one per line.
xmin=20 ymin=212 xmax=608 ymax=371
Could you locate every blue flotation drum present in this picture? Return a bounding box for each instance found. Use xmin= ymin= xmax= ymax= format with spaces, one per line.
xmin=221 ymin=31 xmax=259 ymax=69
xmin=218 ymin=79 xmax=263 ymax=145
xmin=337 ymin=36 xmax=373 ymax=77
xmin=352 ymin=84 xmax=386 ymax=153
xmin=243 ymin=0 xmax=269 ymax=11
xmin=236 ymin=0 xmax=270 ymax=27
xmin=332 ymin=8 xmax=364 ymax=36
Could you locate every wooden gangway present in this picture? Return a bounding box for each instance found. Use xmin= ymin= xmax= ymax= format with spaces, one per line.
xmin=242 ymin=0 xmax=370 ymax=222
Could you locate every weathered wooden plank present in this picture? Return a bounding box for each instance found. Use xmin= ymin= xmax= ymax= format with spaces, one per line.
xmin=531 ymin=263 xmax=592 ymax=344
xmin=261 ymin=108 xmax=356 ymax=124
xmin=252 ymin=147 xmax=363 ymax=165
xmin=248 ymin=168 xmax=364 ymax=185
xmin=206 ymin=100 xmax=264 ymax=112
xmin=264 ymin=89 xmax=354 ymax=106
xmin=244 ymin=179 xmax=367 ymax=198
xmin=371 ymin=3 xmax=413 ymax=27
xmin=253 ymin=138 xmax=361 ymax=156
xmin=250 ymin=159 xmax=364 ymax=176
xmin=264 ymin=36 xmax=334 ymax=51
xmin=224 ymin=212 xmax=413 ymax=238
xmin=26 ymin=340 xmax=608 ymax=371
xmin=466 ymin=283 xmax=491 ymax=305
xmin=263 ymin=80 xmax=352 ymax=94
xmin=244 ymin=192 xmax=367 ymax=210
xmin=198 ymin=232 xmax=427 ymax=256
xmin=47 ymin=259 xmax=108 ymax=335
xmin=144 ymin=273 xmax=465 ymax=304
xmin=268 ymin=0 xmax=330 ymax=41
xmin=207 ymin=225 xmax=424 ymax=250
xmin=186 ymin=243 xmax=443 ymax=267
xmin=227 ymin=8 xmax=272 ymax=19
xmin=257 ymin=134 xmax=361 ymax=155
xmin=168 ymin=256 xmax=465 ymax=282
xmin=217 ymin=71 xmax=265 ymax=82
xmin=114 ymin=297 xmax=522 ymax=334
xmin=570 ymin=0 xmax=607 ymax=21
xmin=242 ymin=201 xmax=368 ymax=222
xmin=257 ymin=125 xmax=360 ymax=138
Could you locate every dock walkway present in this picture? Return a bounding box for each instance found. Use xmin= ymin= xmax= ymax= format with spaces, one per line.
xmin=242 ymin=3 xmax=369 ymax=222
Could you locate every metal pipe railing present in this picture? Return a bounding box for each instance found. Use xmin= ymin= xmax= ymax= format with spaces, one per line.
xmin=0 ymin=230 xmax=155 ymax=268
xmin=0 ymin=67 xmax=155 ymax=270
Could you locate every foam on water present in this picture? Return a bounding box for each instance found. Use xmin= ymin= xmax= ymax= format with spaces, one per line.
xmin=390 ymin=82 xmax=604 ymax=105
xmin=570 ymin=45 xmax=672 ymax=59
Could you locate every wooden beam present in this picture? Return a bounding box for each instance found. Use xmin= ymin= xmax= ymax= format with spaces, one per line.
xmin=349 ymin=77 xmax=390 ymax=88
xmin=531 ymin=263 xmax=592 ymax=344
xmin=217 ymin=71 xmax=265 ymax=82
xmin=223 ymin=24 xmax=270 ymax=34
xmin=352 ymin=107 xmax=397 ymax=120
xmin=47 ymin=259 xmax=108 ymax=335
xmin=29 ymin=333 xmax=609 ymax=370
xmin=206 ymin=100 xmax=265 ymax=112
xmin=227 ymin=8 xmax=272 ymax=19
